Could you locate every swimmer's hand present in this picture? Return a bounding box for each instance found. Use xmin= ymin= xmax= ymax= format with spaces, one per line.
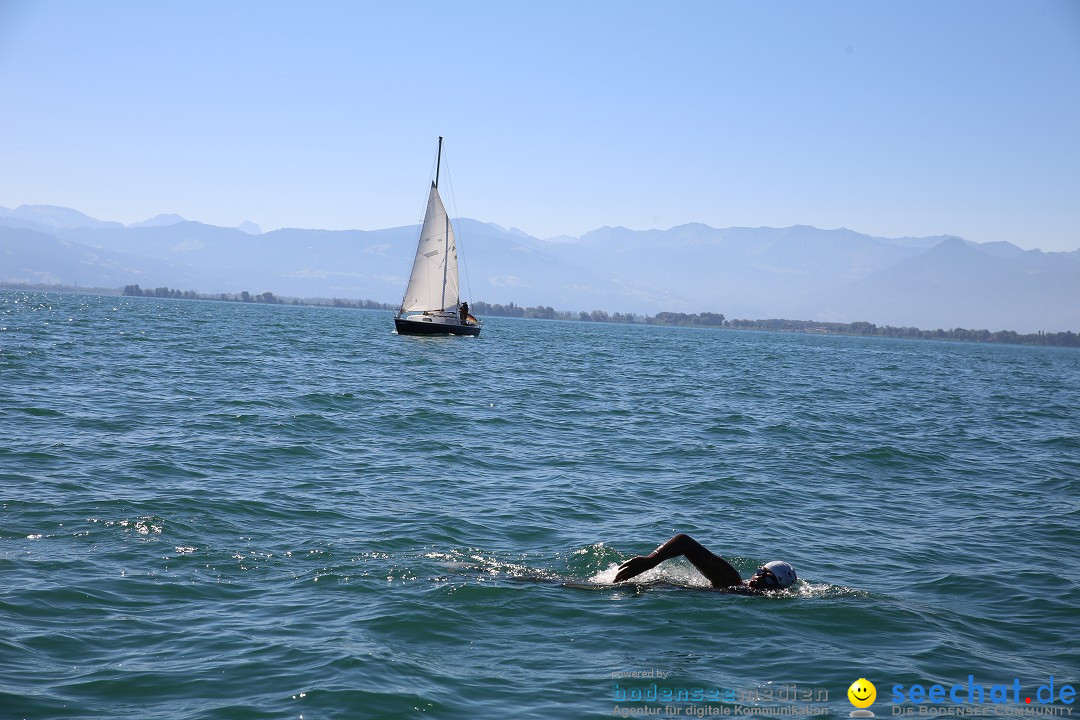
xmin=614 ymin=555 xmax=661 ymax=583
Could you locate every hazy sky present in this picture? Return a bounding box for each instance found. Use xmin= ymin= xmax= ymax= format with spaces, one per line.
xmin=1 ymin=1 xmax=1078 ymax=250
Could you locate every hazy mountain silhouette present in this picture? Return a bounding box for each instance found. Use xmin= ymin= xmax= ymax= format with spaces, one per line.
xmin=129 ymin=213 xmax=186 ymax=228
xmin=0 ymin=204 xmax=124 ymax=230
xmin=808 ymin=237 xmax=1080 ymax=332
xmin=0 ymin=225 xmax=213 ymax=288
xmin=1 ymin=205 xmax=1077 ymax=332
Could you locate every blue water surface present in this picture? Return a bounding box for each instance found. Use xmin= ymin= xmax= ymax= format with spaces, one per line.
xmin=1 ymin=291 xmax=1077 ymax=719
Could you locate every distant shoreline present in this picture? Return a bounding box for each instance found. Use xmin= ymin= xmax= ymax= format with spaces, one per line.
xmin=2 ymin=282 xmax=1076 ymax=348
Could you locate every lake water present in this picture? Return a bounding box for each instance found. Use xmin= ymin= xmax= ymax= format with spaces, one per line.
xmin=1 ymin=291 xmax=1077 ymax=719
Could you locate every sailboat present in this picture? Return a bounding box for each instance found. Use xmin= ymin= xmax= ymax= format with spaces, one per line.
xmin=394 ymin=137 xmax=481 ymax=337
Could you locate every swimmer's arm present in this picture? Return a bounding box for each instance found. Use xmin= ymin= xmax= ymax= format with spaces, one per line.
xmin=614 ymin=534 xmax=744 ymax=588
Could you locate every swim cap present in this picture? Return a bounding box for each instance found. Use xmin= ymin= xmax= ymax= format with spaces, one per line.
xmin=763 ymin=561 xmax=797 ymax=588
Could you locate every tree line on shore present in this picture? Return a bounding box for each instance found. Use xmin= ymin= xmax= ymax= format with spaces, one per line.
xmin=724 ymin=317 xmax=1078 ymax=347
xmin=467 ymin=302 xmax=1079 ymax=347
xmin=469 ymin=300 xmax=728 ymax=327
xmin=121 ymin=284 xmax=393 ymax=310
xmin=17 ymin=283 xmax=1058 ymax=348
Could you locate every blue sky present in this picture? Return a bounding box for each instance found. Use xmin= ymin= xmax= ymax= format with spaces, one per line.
xmin=1 ymin=0 xmax=1078 ymax=250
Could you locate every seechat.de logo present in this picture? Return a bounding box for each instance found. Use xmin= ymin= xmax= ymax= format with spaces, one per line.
xmin=890 ymin=676 xmax=1076 ymax=707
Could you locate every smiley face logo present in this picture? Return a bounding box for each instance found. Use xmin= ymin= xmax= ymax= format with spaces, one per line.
xmin=848 ymin=678 xmax=877 ymax=709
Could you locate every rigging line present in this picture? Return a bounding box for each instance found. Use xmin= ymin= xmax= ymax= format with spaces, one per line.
xmin=442 ymin=154 xmax=476 ymax=305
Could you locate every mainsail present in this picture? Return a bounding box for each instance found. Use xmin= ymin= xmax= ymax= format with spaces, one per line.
xmin=400 ymin=183 xmax=460 ymax=313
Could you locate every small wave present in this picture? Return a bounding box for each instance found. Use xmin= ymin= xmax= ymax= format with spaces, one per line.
xmin=587 ymin=561 xmax=713 ymax=588
xmin=129 ymin=460 xmax=209 ymax=480
xmin=296 ymin=391 xmax=357 ymax=408
xmin=789 ymin=581 xmax=867 ymax=599
xmin=831 ymin=444 xmax=950 ymax=465
xmin=11 ymin=407 xmax=64 ymax=417
xmin=1037 ymin=435 xmax=1080 ymax=450
xmin=104 ymin=516 xmax=164 ymax=536
xmin=564 ymin=542 xmax=624 ymax=577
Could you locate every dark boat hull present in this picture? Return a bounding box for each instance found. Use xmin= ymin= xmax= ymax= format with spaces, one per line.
xmin=394 ymin=317 xmax=481 ymax=337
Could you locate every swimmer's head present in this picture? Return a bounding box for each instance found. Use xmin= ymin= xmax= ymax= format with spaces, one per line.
xmin=750 ymin=561 xmax=797 ymax=590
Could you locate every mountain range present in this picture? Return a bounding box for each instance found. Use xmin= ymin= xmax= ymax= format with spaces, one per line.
xmin=2 ymin=203 xmax=1078 ymax=333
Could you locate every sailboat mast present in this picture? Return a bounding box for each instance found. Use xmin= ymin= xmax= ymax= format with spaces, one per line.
xmin=436 ymin=136 xmax=449 ymax=311
xmin=435 ymin=136 xmax=443 ymax=189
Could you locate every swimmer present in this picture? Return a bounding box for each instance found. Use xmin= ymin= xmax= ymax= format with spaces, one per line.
xmin=614 ymin=534 xmax=797 ymax=592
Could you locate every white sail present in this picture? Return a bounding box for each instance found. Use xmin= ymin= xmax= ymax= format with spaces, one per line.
xmin=400 ymin=183 xmax=460 ymax=314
